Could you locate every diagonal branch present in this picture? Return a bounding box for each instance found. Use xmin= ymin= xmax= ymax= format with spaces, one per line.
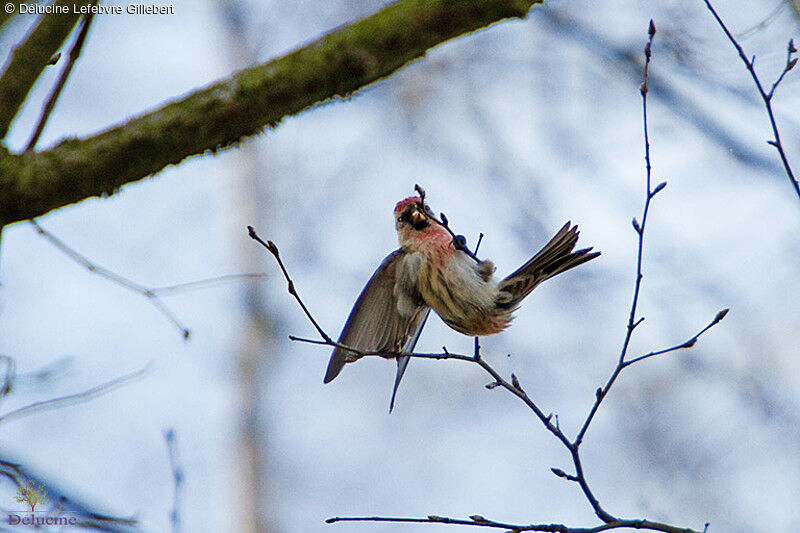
xmin=0 ymin=0 xmax=542 ymax=227
xmin=25 ymin=11 xmax=96 ymax=151
xmin=702 ymin=0 xmax=799 ymax=202
xmin=0 ymin=363 xmax=150 ymax=425
xmin=0 ymin=0 xmax=95 ymax=138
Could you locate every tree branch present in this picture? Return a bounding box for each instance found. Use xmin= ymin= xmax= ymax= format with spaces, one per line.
xmin=0 ymin=0 xmax=94 ymax=138
xmin=702 ymin=0 xmax=799 ymax=202
xmin=0 ymin=0 xmax=542 ymax=226
xmin=24 ymin=11 xmax=96 ymax=151
xmin=326 ymin=515 xmax=704 ymax=533
xmin=0 ymin=363 xmax=150 ymax=425
xmin=254 ymin=23 xmax=724 ymax=533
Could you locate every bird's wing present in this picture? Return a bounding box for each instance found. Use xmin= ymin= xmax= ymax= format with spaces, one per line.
xmin=389 ymin=309 xmax=430 ymax=413
xmin=324 ymin=250 xmax=424 ymax=384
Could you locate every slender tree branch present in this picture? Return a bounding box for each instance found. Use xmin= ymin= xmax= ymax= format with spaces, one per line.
xmin=0 ymin=0 xmax=542 ymax=226
xmin=573 ymin=18 xmax=659 ymax=450
xmin=256 ymin=24 xmax=723 ymax=533
xmin=622 ymin=308 xmax=729 ymax=368
xmin=25 ymin=10 xmax=96 ymax=151
xmin=0 ymin=363 xmax=150 ymax=425
xmin=0 ymin=0 xmax=94 ymax=138
xmin=164 ymin=428 xmax=184 ymax=533
xmin=326 ymin=515 xmax=703 ymax=533
xmin=248 ymin=226 xmax=333 ymax=343
xmin=149 ymin=273 xmax=269 ymax=295
xmin=0 ymin=458 xmax=138 ymax=531
xmin=31 ymin=219 xmax=191 ymax=338
xmin=702 ymin=0 xmax=799 ymax=201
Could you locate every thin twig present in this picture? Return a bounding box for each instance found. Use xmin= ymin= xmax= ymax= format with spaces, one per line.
xmin=259 ymin=26 xmax=722 ymax=533
xmin=31 ymin=219 xmax=191 ymax=339
xmin=19 ymin=11 xmax=223 ymax=341
xmin=164 ymin=428 xmax=184 ymax=533
xmin=326 ymin=515 xmax=702 ymax=533
xmin=31 ymin=220 xmax=268 ymax=339
xmin=622 ymin=308 xmax=729 ymax=368
xmin=0 ymin=363 xmax=150 ymax=425
xmin=0 ymin=458 xmax=138 ymax=531
xmin=702 ymin=0 xmax=799 ymax=201
xmin=149 ymin=273 xmax=268 ymax=296
xmin=247 ymin=226 xmax=333 ymax=343
xmin=25 ymin=12 xmax=95 ymax=151
xmin=413 ymin=184 xmax=483 ymax=263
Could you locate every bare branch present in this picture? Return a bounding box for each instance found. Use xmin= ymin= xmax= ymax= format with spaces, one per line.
xmin=260 ymin=25 xmax=720 ymax=533
xmin=164 ymin=428 xmax=184 ymax=533
xmin=25 ymin=12 xmax=96 ymax=151
xmin=0 ymin=458 xmax=138 ymax=531
xmin=0 ymin=0 xmax=95 ymax=138
xmin=248 ymin=226 xmax=333 ymax=343
xmin=0 ymin=364 xmax=150 ymax=425
xmin=622 ymin=308 xmax=729 ymax=368
xmin=326 ymin=514 xmax=703 ymax=532
xmin=702 ymin=0 xmax=800 ymax=201
xmin=30 ymin=219 xmax=191 ymax=339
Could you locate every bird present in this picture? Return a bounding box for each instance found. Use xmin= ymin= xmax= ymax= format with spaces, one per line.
xmin=324 ymin=194 xmax=600 ymax=412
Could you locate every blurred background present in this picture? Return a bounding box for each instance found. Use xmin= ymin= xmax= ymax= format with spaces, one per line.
xmin=0 ymin=0 xmax=798 ymax=531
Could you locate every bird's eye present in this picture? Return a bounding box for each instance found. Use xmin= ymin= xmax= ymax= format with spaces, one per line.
xmin=398 ymin=212 xmax=410 ymax=223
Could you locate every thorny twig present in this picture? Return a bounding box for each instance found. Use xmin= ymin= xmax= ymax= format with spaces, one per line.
xmin=702 ymin=0 xmax=799 ymax=201
xmin=254 ymin=22 xmax=726 ymax=533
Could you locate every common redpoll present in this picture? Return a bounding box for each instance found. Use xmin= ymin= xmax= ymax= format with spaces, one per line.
xmin=324 ymin=195 xmax=599 ymax=411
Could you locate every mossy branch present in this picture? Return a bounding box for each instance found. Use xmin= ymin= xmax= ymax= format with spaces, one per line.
xmin=0 ymin=0 xmax=95 ymax=138
xmin=0 ymin=0 xmax=541 ymax=227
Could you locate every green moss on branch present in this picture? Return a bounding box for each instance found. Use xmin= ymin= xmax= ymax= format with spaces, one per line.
xmin=0 ymin=0 xmax=541 ymax=226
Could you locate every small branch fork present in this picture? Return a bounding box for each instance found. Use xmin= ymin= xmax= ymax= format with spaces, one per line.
xmin=11 ymin=13 xmax=268 ymax=340
xmin=702 ymin=0 xmax=799 ymax=202
xmin=32 ymin=219 xmax=269 ymax=340
xmin=250 ymin=22 xmax=725 ymax=533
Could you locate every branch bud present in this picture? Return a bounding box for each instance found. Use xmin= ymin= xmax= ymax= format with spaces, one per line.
xmin=632 ymin=217 xmax=642 ymax=234
xmin=648 ymin=19 xmax=656 ymax=37
xmin=652 ymin=181 xmax=667 ymax=195
xmin=713 ymin=308 xmax=730 ymax=324
xmin=789 ymin=39 xmax=797 ymax=54
xmin=414 ymin=184 xmax=426 ymax=200
xmin=551 ymin=467 xmax=568 ymax=478
xmin=440 ymin=212 xmax=449 ymax=227
xmin=640 ymin=81 xmax=648 ymax=96
xmin=787 ymin=58 xmax=798 ymax=72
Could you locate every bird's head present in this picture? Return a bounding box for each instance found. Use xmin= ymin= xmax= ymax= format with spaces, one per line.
xmin=394 ymin=196 xmax=446 ymax=249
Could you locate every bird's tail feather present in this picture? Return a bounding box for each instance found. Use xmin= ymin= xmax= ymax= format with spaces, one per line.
xmin=496 ymin=222 xmax=599 ymax=309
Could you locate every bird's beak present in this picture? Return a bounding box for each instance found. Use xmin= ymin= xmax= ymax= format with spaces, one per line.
xmin=410 ymin=210 xmax=426 ymax=226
